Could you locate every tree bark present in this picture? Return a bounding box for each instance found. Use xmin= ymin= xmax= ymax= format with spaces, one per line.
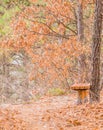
xmin=76 ymin=2 xmax=87 ymax=83
xmin=77 ymin=3 xmax=84 ymax=42
xmin=90 ymin=0 xmax=103 ymax=103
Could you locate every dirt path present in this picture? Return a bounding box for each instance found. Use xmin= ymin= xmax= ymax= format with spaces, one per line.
xmin=1 ymin=94 xmax=103 ymax=130
xmin=12 ymin=95 xmax=75 ymax=130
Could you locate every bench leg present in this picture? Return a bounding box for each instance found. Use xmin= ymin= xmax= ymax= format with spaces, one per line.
xmin=77 ymin=90 xmax=88 ymax=104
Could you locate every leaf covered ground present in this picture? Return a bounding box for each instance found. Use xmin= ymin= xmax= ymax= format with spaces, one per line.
xmin=0 ymin=92 xmax=103 ymax=130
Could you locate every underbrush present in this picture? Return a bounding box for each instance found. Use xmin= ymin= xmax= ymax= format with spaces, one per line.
xmin=47 ymin=88 xmax=66 ymax=96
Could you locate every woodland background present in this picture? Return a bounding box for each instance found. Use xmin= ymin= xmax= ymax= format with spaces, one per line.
xmin=0 ymin=0 xmax=102 ymax=103
xmin=0 ymin=0 xmax=103 ymax=130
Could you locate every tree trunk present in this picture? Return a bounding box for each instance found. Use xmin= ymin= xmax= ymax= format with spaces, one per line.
xmin=2 ymin=52 xmax=9 ymax=77
xmin=77 ymin=3 xmax=84 ymax=42
xmin=76 ymin=2 xmax=87 ymax=83
xmin=90 ymin=0 xmax=103 ymax=103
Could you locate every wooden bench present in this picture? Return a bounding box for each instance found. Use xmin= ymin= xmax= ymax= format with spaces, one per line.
xmin=71 ymin=83 xmax=90 ymax=104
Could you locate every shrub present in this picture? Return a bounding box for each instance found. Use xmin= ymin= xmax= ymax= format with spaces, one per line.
xmin=47 ymin=88 xmax=65 ymax=96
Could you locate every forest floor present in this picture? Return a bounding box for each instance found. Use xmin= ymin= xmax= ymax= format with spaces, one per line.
xmin=0 ymin=91 xmax=103 ymax=130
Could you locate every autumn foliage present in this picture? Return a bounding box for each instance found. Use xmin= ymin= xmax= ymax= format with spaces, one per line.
xmin=0 ymin=0 xmax=94 ymax=87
